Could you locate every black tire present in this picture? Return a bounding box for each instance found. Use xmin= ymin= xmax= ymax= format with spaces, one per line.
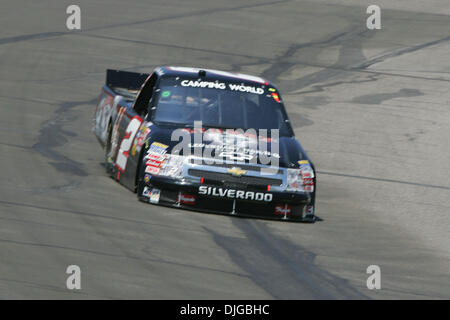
xmin=104 ymin=121 xmax=114 ymax=176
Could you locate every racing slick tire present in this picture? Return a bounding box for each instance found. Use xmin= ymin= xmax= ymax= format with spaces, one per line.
xmin=104 ymin=121 xmax=115 ymax=176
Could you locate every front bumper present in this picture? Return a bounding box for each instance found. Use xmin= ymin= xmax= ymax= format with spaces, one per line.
xmin=140 ymin=176 xmax=316 ymax=222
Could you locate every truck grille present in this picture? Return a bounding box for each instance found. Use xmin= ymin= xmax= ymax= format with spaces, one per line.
xmin=188 ymin=169 xmax=282 ymax=186
xmin=188 ymin=159 xmax=284 ymax=175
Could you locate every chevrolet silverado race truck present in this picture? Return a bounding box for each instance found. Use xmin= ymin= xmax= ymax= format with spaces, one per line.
xmin=93 ymin=66 xmax=316 ymax=222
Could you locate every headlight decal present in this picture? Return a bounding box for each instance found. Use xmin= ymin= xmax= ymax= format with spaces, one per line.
xmin=287 ymin=161 xmax=315 ymax=192
xmin=299 ymin=161 xmax=315 ymax=192
xmin=158 ymin=154 xmax=185 ymax=178
xmin=286 ymin=168 xmax=303 ymax=191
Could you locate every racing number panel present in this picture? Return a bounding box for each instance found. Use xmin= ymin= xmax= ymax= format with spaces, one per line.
xmin=110 ymin=107 xmax=143 ymax=190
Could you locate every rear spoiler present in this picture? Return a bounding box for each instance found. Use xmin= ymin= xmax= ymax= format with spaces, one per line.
xmin=106 ymin=69 xmax=150 ymax=90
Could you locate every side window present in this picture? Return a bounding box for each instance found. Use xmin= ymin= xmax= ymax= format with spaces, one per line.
xmin=133 ymin=73 xmax=158 ymax=116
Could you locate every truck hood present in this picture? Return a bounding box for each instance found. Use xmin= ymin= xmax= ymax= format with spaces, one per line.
xmin=144 ymin=124 xmax=312 ymax=169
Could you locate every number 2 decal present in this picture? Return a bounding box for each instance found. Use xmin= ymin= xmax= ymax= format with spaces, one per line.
xmin=116 ymin=117 xmax=142 ymax=172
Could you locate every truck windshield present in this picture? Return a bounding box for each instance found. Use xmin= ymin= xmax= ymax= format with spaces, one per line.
xmin=151 ymin=76 xmax=293 ymax=136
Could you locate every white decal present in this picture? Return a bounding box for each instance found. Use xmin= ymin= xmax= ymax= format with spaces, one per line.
xmin=143 ymin=186 xmax=152 ymax=198
xmin=228 ymin=83 xmax=264 ymax=95
xmin=199 ymin=186 xmax=272 ymax=202
xmin=150 ymin=188 xmax=161 ymax=204
xmin=116 ymin=117 xmax=142 ymax=171
xmin=179 ymin=80 xmax=264 ymax=94
xmin=181 ymin=80 xmax=226 ymax=89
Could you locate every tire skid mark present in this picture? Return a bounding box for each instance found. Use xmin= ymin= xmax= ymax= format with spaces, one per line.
xmin=206 ymin=220 xmax=368 ymax=299
xmin=0 ymin=32 xmax=66 ymax=45
xmin=32 ymin=98 xmax=96 ymax=177
xmin=356 ymin=34 xmax=450 ymax=70
xmin=259 ymin=27 xmax=376 ymax=95
xmin=84 ymin=0 xmax=292 ymax=33
xmin=0 ymin=237 xmax=248 ymax=279
xmin=318 ymin=171 xmax=450 ymax=191
xmin=0 ymin=199 xmax=217 ymax=235
xmin=0 ymin=0 xmax=291 ymax=46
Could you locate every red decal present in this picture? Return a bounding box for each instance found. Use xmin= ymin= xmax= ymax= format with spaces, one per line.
xmin=145 ymin=166 xmax=160 ymax=175
xmin=275 ymin=204 xmax=291 ymax=216
xmin=271 ymin=93 xmax=280 ymax=102
xmin=178 ymin=193 xmax=196 ymax=205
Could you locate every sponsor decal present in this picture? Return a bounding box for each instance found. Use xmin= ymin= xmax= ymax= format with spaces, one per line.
xmin=150 ymin=188 xmax=161 ymax=204
xmin=227 ymin=167 xmax=247 ymax=177
xmin=187 ymin=143 xmax=280 ymax=160
xmin=146 ymin=153 xmax=166 ymax=161
xmin=149 ymin=142 xmax=168 ymax=154
xmin=183 ymin=128 xmax=275 ymax=143
xmin=178 ymin=193 xmax=196 ymax=205
xmin=275 ymin=204 xmax=291 ymax=217
xmin=303 ymin=205 xmax=314 ymax=218
xmin=300 ymin=165 xmax=315 ymax=179
xmin=219 ymin=150 xmax=253 ymax=161
xmin=300 ymin=163 xmax=314 ymax=191
xmin=145 ymin=166 xmax=161 ymax=175
xmin=144 ymin=142 xmax=169 ymax=175
xmin=298 ymin=160 xmax=314 ymax=181
xmin=287 ymin=181 xmax=301 ymax=190
xmin=180 ymin=80 xmax=264 ymax=95
xmin=143 ymin=186 xmax=152 ymax=198
xmin=131 ymin=126 xmax=151 ymax=156
xmin=301 ymin=171 xmax=312 ymax=178
xmin=271 ymin=92 xmax=280 ymax=102
xmin=228 ymin=83 xmax=264 ymax=95
xmin=181 ymin=80 xmax=226 ymax=90
xmin=146 ymin=158 xmax=163 ymax=167
xmin=299 ymin=162 xmax=315 ymax=192
xmin=144 ymin=174 xmax=151 ymax=183
xmin=198 ymin=186 xmax=273 ymax=202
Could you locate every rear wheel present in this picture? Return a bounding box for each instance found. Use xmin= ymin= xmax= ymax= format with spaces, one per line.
xmin=104 ymin=121 xmax=114 ymax=175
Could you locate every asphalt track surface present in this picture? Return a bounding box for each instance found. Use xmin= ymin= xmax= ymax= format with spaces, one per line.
xmin=0 ymin=0 xmax=449 ymax=299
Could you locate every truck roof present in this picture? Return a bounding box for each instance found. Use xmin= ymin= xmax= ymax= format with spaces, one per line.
xmin=155 ymin=66 xmax=273 ymax=87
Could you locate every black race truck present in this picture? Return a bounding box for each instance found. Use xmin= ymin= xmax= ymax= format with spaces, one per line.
xmin=93 ymin=66 xmax=316 ymax=222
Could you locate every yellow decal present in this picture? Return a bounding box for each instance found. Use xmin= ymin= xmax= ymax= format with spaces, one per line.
xmin=227 ymin=167 xmax=247 ymax=177
xmin=151 ymin=142 xmax=168 ymax=149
